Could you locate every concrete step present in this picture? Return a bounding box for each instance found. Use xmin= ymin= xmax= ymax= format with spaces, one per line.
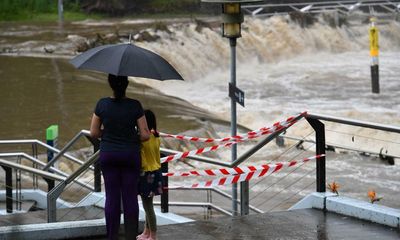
xmin=0 ymin=200 xmax=37 ymax=214
xmin=0 ymin=206 xmax=104 ymax=226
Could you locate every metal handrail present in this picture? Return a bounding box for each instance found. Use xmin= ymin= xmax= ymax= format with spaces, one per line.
xmin=0 ymin=137 xmax=92 ymax=170
xmin=242 ymin=0 xmax=400 ymax=17
xmin=0 ymin=158 xmax=66 ymax=181
xmin=159 ymin=113 xmax=305 ymax=216
xmin=174 ymin=187 xmax=264 ymax=214
xmin=282 ymin=135 xmax=400 ymax=159
xmin=154 ymin=201 xmax=233 ymax=216
xmin=0 ymin=152 xmax=94 ymax=191
xmin=43 ymin=130 xmax=94 ymax=171
xmin=47 ymin=150 xmax=99 ymax=222
xmin=305 ymin=112 xmax=400 ymax=194
xmin=307 ymin=113 xmax=400 ymax=134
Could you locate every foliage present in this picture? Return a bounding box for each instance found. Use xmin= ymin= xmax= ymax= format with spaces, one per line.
xmin=0 ymin=0 xmax=86 ymax=21
xmin=81 ymin=0 xmax=202 ymax=15
xmin=327 ymin=181 xmax=340 ymax=195
xmin=368 ymin=190 xmax=382 ymax=204
xmin=0 ymin=0 xmax=207 ymax=21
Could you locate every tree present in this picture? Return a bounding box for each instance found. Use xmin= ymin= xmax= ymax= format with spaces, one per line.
xmin=81 ymin=0 xmax=146 ymax=15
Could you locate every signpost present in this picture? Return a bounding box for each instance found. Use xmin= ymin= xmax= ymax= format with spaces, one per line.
xmin=369 ymin=17 xmax=379 ymax=94
xmin=46 ymin=125 xmax=58 ymax=191
xmin=201 ymin=0 xmax=260 ymax=216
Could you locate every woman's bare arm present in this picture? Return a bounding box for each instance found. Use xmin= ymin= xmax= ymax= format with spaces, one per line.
xmin=137 ymin=115 xmax=150 ymax=141
xmin=90 ymin=113 xmax=103 ymax=139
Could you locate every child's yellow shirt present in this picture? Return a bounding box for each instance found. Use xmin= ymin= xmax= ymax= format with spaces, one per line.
xmin=140 ymin=134 xmax=161 ymax=172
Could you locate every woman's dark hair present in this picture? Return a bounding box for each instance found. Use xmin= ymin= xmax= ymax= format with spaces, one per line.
xmin=108 ymin=74 xmax=128 ymax=100
xmin=144 ymin=109 xmax=159 ymax=137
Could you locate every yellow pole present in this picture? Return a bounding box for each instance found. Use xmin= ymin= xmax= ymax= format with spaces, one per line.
xmin=369 ymin=17 xmax=379 ymax=93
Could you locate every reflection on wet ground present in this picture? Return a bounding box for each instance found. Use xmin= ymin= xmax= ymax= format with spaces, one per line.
xmin=85 ymin=209 xmax=400 ymax=240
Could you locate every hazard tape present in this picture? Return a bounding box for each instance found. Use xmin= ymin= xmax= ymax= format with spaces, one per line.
xmin=160 ymin=112 xmax=306 ymax=143
xmin=161 ymin=141 xmax=236 ymax=163
xmin=167 ymin=154 xmax=324 ymax=189
xmin=164 ymin=155 xmax=322 ymax=177
xmin=160 ymin=112 xmax=306 ymax=163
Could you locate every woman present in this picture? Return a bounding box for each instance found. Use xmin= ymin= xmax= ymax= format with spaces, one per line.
xmin=90 ymin=74 xmax=150 ymax=240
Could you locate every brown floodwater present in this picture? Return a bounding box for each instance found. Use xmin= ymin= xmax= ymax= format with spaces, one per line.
xmin=0 ymin=55 xmax=224 ymax=146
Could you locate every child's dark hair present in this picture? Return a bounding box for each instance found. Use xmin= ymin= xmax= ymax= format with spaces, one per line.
xmin=108 ymin=74 xmax=128 ymax=100
xmin=144 ymin=109 xmax=159 ymax=137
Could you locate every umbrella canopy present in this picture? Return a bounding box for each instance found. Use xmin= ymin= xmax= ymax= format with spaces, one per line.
xmin=69 ymin=43 xmax=183 ymax=80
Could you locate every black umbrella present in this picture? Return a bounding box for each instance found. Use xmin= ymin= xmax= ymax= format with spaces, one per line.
xmin=69 ymin=43 xmax=184 ymax=80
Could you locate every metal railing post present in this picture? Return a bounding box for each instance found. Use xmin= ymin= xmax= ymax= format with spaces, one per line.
xmin=306 ymin=117 xmax=326 ymax=192
xmin=87 ymin=137 xmax=101 ymax=192
xmin=2 ymin=166 xmax=13 ymax=213
xmin=161 ymin=158 xmax=169 ymax=213
xmin=47 ymin=182 xmax=66 ymax=223
xmin=240 ymin=181 xmax=249 ymax=215
xmin=46 ymin=125 xmax=58 ymax=191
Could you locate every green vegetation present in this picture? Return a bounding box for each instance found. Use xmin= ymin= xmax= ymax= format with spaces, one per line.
xmin=0 ymin=0 xmax=210 ymax=22
xmin=0 ymin=0 xmax=97 ymax=21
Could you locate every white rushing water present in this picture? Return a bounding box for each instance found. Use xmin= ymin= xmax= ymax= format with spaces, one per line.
xmin=134 ymin=15 xmax=400 ymax=154
xmin=130 ymin=15 xmax=400 ymax=209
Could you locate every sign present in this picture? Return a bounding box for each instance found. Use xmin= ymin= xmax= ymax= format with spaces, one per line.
xmin=229 ymin=83 xmax=245 ymax=107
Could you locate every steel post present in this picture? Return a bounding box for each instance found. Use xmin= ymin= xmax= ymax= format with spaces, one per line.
xmin=371 ymin=65 xmax=379 ymax=93
xmin=91 ymin=139 xmax=101 ymax=192
xmin=306 ymin=118 xmax=326 ymax=192
xmin=229 ymin=38 xmax=239 ymax=216
xmin=161 ymin=156 xmax=169 ymax=213
xmin=2 ymin=166 xmax=13 ymax=213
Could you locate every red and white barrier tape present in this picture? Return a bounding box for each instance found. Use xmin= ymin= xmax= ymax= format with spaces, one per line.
xmin=160 ymin=112 xmax=306 ymax=163
xmin=164 ymin=155 xmax=322 ymax=177
xmin=161 ymin=141 xmax=236 ymax=163
xmin=168 ymin=154 xmax=324 ymax=189
xmin=160 ymin=112 xmax=306 ymax=143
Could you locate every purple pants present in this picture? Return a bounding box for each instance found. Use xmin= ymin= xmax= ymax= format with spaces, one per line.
xmin=100 ymin=151 xmax=141 ymax=240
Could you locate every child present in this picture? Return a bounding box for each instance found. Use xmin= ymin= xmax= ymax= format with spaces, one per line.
xmin=137 ymin=109 xmax=162 ymax=240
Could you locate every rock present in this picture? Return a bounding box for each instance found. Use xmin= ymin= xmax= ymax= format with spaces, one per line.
xmin=67 ymin=34 xmax=90 ymax=52
xmin=133 ymin=30 xmax=160 ymax=42
xmin=194 ymin=18 xmax=215 ymax=33
xmin=43 ymin=47 xmax=54 ymax=53
xmin=153 ymin=21 xmax=172 ymax=34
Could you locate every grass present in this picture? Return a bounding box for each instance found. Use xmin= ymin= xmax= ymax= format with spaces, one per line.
xmin=0 ymin=0 xmax=203 ymax=22
xmin=0 ymin=10 xmax=103 ymax=22
xmin=0 ymin=0 xmax=101 ymax=22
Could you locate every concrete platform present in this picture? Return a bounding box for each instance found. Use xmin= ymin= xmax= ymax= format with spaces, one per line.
xmin=156 ymin=209 xmax=399 ymax=240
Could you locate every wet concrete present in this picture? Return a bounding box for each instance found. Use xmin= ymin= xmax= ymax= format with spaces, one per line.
xmin=82 ymin=209 xmax=400 ymax=239
xmin=156 ymin=209 xmax=399 ymax=240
